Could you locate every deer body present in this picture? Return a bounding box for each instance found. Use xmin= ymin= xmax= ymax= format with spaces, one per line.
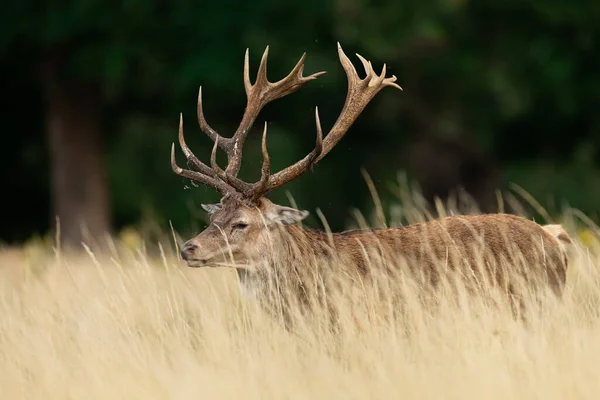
xmin=261 ymin=214 xmax=570 ymax=296
xmin=170 ymin=44 xmax=572 ymax=324
xmin=186 ymin=198 xmax=570 ymax=323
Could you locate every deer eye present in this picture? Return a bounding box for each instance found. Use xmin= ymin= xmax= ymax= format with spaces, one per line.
xmin=232 ymin=222 xmax=248 ymax=231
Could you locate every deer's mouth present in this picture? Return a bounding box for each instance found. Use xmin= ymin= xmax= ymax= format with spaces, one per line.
xmin=184 ymin=259 xmax=210 ymax=267
xmin=183 ymin=252 xmax=247 ymax=268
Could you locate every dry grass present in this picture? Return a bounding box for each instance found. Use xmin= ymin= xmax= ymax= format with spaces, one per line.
xmin=2 ymin=199 xmax=600 ymax=399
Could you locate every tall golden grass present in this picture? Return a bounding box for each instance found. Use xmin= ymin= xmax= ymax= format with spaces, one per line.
xmin=2 ymin=187 xmax=600 ymax=399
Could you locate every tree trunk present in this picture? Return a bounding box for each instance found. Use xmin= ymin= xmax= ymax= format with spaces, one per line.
xmin=41 ymin=57 xmax=111 ymax=251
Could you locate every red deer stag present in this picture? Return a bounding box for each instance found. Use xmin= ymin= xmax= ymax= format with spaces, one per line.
xmin=171 ymin=44 xmax=571 ymax=325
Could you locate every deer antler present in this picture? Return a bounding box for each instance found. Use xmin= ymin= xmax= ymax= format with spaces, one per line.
xmin=171 ymin=115 xmax=231 ymax=194
xmin=252 ymin=43 xmax=402 ymax=197
xmin=172 ymin=46 xmax=325 ymax=196
xmin=171 ymin=43 xmax=401 ymax=201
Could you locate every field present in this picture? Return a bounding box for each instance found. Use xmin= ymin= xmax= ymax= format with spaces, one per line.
xmin=2 ymin=196 xmax=600 ymax=399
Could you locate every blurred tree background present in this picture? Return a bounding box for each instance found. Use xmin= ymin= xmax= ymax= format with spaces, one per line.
xmin=1 ymin=0 xmax=599 ymax=248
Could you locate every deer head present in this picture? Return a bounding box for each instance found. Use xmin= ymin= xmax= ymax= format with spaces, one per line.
xmin=172 ymin=43 xmax=401 ymax=268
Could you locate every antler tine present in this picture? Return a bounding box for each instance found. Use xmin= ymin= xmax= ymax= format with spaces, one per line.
xmin=209 ymin=137 xmax=257 ymax=195
xmin=256 ymin=43 xmax=401 ymax=196
xmin=316 ymin=42 xmax=402 ymax=161
xmin=355 ymin=54 xmax=374 ymax=82
xmin=251 ymin=46 xmax=270 ymax=92
xmin=177 ymin=113 xmax=217 ymax=177
xmin=243 ymin=48 xmax=253 ymax=96
xmin=197 ymin=87 xmax=231 ymax=150
xmin=225 ymin=47 xmax=326 ymax=177
xmin=269 ymin=53 xmax=327 ymax=100
xmin=355 ymin=54 xmax=401 ymax=90
xmin=171 ymin=143 xmax=232 ymax=194
xmin=253 ymin=122 xmax=272 ymax=198
xmin=210 ymin=138 xmax=224 ymax=177
xmin=314 ymin=107 xmax=324 ymax=153
xmin=256 ymin=107 xmax=323 ymax=196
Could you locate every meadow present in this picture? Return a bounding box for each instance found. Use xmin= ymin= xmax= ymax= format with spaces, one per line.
xmin=2 ymin=188 xmax=600 ymax=400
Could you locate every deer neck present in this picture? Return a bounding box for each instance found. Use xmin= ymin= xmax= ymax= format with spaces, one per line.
xmin=235 ymin=225 xmax=325 ymax=296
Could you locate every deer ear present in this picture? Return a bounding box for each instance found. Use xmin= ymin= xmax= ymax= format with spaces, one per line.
xmin=201 ymin=203 xmax=222 ymax=215
xmin=266 ymin=205 xmax=310 ymax=226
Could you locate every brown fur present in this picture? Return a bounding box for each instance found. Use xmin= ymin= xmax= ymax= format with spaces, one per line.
xmin=180 ymin=198 xmax=571 ymax=328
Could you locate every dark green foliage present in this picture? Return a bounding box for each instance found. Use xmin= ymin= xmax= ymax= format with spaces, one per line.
xmin=1 ymin=0 xmax=599 ymax=242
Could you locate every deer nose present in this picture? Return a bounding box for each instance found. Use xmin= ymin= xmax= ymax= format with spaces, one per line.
xmin=180 ymin=242 xmax=198 ymax=260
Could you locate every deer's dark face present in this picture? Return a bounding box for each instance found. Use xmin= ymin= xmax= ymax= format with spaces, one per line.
xmin=179 ymin=197 xmax=309 ymax=268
